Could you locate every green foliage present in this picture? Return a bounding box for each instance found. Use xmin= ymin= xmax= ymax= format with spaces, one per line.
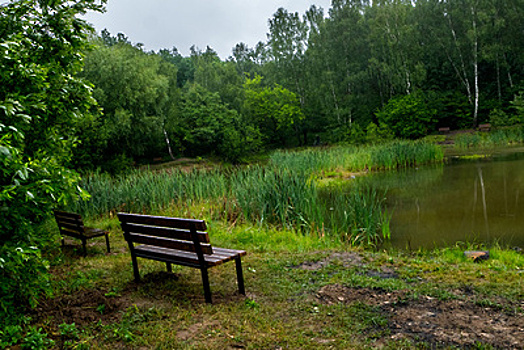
xmin=79 ymin=39 xmax=174 ymax=167
xmin=0 ymin=0 xmax=103 ymax=332
xmin=347 ymin=124 xmax=366 ymax=145
xmin=0 ymin=324 xmax=24 ymax=348
xmin=365 ymin=122 xmax=394 ymax=144
xmin=454 ymin=128 xmax=524 ymax=150
xmin=376 ymin=93 xmax=438 ymax=139
xmin=430 ymin=91 xmax=472 ymax=130
xmin=489 ymin=109 xmax=520 ymax=127
xmin=0 ymin=0 xmax=99 ymax=244
xmin=511 ymin=91 xmax=524 ymax=122
xmin=177 ymin=84 xmax=263 ymax=162
xmin=21 ymin=327 xmax=54 ymax=350
xmin=0 ymin=246 xmax=51 ymax=318
xmin=243 ymin=75 xmax=304 ymax=146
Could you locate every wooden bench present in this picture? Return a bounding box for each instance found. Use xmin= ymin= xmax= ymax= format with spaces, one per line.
xmin=478 ymin=123 xmax=491 ymax=132
xmin=53 ymin=210 xmax=111 ymax=256
xmin=438 ymin=127 xmax=450 ymax=134
xmin=117 ymin=213 xmax=246 ymax=303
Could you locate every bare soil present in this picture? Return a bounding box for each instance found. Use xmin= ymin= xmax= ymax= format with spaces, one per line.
xmin=33 ymin=252 xmax=523 ymax=349
xmin=316 ymin=284 xmax=524 ymax=349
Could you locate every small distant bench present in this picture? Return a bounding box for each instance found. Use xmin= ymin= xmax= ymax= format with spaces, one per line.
xmin=438 ymin=127 xmax=450 ymax=134
xmin=117 ymin=213 xmax=246 ymax=303
xmin=53 ymin=210 xmax=111 ymax=256
xmin=478 ymin=123 xmax=491 ymax=132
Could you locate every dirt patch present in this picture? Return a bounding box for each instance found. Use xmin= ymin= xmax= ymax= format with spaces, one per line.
xmin=317 ymin=284 xmax=408 ymax=306
xmin=316 ymin=284 xmax=524 ymax=349
xmin=291 ymin=252 xmax=365 ymax=270
xmin=176 ymin=320 xmax=221 ymax=341
xmin=33 ymin=289 xmax=129 ymax=328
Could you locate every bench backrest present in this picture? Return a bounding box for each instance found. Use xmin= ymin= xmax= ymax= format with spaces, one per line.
xmin=117 ymin=213 xmax=212 ymax=255
xmin=54 ymin=210 xmax=86 ymax=236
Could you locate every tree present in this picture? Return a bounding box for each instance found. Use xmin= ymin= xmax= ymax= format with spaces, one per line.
xmin=80 ymin=38 xmax=174 ymax=168
xmin=376 ymin=92 xmax=437 ymax=139
xmin=176 ymin=84 xmax=262 ymax=162
xmin=243 ymin=75 xmax=304 ymax=146
xmin=0 ymin=0 xmax=103 ymax=322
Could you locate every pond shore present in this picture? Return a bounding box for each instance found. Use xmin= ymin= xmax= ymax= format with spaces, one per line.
xmin=29 ymin=219 xmax=524 ymax=349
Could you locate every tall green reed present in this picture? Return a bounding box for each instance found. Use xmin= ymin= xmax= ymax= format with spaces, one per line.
xmin=455 ymin=127 xmax=524 ymax=150
xmin=72 ymin=141 xmax=443 ymax=246
xmin=269 ymin=140 xmax=443 ymax=172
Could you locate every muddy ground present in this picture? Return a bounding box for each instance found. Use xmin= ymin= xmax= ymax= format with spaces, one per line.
xmin=33 ymin=252 xmax=523 ymax=349
xmin=316 ymin=284 xmax=523 ymax=349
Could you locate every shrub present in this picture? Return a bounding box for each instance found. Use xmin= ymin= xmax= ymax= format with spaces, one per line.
xmin=0 ymin=245 xmax=51 ymax=324
xmin=377 ymin=93 xmax=438 ymax=139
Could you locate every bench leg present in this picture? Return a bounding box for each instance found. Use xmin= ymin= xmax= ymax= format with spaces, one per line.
xmin=105 ymin=233 xmax=111 ymax=253
xmin=166 ymin=262 xmax=172 ymax=273
xmin=200 ymin=268 xmax=212 ymax=304
xmin=131 ymin=254 xmax=140 ymax=282
xmin=82 ymin=239 xmax=87 ymax=257
xmin=235 ymin=257 xmax=246 ymax=295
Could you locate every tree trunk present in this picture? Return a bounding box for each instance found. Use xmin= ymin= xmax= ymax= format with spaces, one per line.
xmin=471 ymin=5 xmax=479 ymax=127
xmin=163 ymin=128 xmax=175 ymax=160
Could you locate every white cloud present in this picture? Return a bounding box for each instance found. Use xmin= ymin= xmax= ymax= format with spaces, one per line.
xmin=84 ymin=0 xmax=332 ymax=58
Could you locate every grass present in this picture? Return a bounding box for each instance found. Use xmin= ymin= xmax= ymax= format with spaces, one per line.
xmin=26 ymin=141 xmax=522 ymax=348
xmin=71 ymin=141 xmax=442 ymax=248
xmin=454 ymin=127 xmax=524 ymax=150
xmin=32 ymin=219 xmax=524 ymax=349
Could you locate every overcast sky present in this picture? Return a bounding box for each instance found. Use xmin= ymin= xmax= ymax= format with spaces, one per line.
xmin=84 ymin=0 xmax=332 ymax=59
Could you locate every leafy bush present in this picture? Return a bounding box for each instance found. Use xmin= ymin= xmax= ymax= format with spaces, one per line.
xmin=21 ymin=327 xmax=54 ymax=350
xmin=511 ymin=91 xmax=524 ymax=122
xmin=0 ymin=0 xmax=102 ymax=329
xmin=489 ymin=108 xmax=520 ymax=127
xmin=0 ymin=245 xmax=51 ymax=324
xmin=377 ymin=93 xmax=438 ymax=139
xmin=365 ymin=122 xmax=394 ymax=144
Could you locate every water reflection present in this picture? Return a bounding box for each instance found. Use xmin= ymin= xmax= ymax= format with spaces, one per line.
xmin=364 ymin=152 xmax=524 ymax=249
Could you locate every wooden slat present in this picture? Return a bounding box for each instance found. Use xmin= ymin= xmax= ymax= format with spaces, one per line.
xmin=54 ymin=211 xmax=82 ymax=221
xmin=56 ymin=221 xmax=83 ymax=234
xmin=55 ymin=216 xmax=83 ymax=226
xmin=128 ymin=233 xmax=213 ymax=254
xmin=134 ymin=245 xmax=243 ymax=267
xmin=58 ymin=231 xmax=87 ymax=240
xmin=83 ymin=227 xmax=108 ymax=238
xmin=121 ymin=222 xmax=209 ymax=243
xmin=118 ymin=213 xmax=206 ymax=231
xmin=212 ymin=247 xmax=247 ymax=258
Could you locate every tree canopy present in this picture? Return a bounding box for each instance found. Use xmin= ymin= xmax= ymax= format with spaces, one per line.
xmin=68 ymin=0 xmax=524 ymax=170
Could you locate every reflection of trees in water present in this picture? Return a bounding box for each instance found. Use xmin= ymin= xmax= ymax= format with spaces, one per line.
xmin=367 ymin=152 xmax=524 ymax=248
xmin=470 ymin=160 xmax=524 ymax=240
xmin=475 ymin=166 xmax=489 ymax=238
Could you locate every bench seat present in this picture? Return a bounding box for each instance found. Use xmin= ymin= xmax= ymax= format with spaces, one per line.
xmin=118 ymin=212 xmax=246 ymax=303
xmin=134 ymin=245 xmax=246 ymax=268
xmin=54 ymin=210 xmax=110 ymax=256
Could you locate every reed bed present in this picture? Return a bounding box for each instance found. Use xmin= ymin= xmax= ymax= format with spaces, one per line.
xmin=72 ymin=141 xmax=443 ymax=246
xmin=269 ymin=140 xmax=443 ymax=173
xmin=455 ymin=127 xmax=524 ymax=150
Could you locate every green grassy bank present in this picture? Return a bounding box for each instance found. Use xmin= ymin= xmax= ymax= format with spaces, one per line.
xmin=14 ymin=218 xmax=524 ymax=350
xmin=5 ymin=140 xmax=524 ymax=349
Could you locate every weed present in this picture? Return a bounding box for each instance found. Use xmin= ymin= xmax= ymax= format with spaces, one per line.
xmin=21 ymin=327 xmax=54 ymax=350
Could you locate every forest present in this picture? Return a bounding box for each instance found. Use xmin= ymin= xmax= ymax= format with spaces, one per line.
xmin=73 ymin=0 xmax=524 ymax=170
xmin=1 ymin=0 xmax=524 ymax=348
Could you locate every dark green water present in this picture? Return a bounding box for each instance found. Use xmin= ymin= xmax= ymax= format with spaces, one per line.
xmin=364 ymin=150 xmax=524 ymax=249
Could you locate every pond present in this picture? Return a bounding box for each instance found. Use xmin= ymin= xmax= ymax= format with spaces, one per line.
xmin=361 ymin=149 xmax=524 ymax=250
